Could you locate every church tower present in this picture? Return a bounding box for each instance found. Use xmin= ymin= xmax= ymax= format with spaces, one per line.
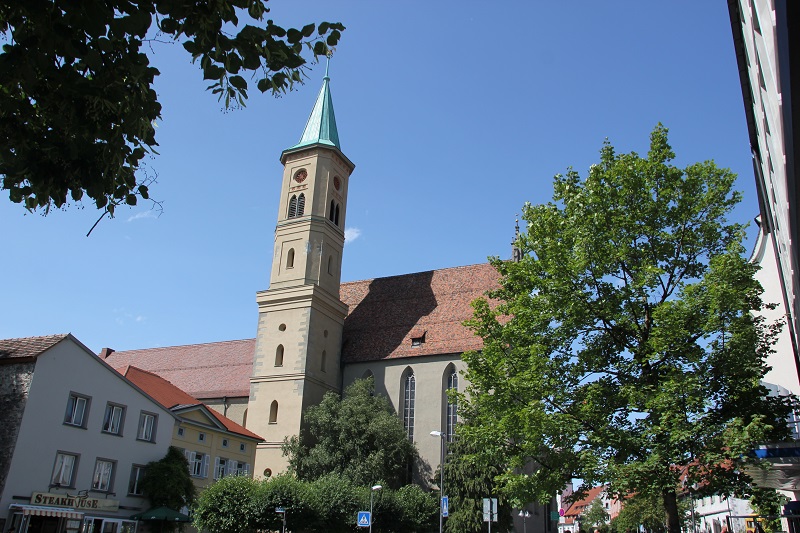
xmin=248 ymin=68 xmax=355 ymax=477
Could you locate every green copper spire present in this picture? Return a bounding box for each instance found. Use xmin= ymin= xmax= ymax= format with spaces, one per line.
xmin=289 ymin=60 xmax=340 ymax=151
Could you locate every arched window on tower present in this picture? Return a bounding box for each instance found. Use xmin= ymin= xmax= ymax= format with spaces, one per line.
xmin=269 ymin=401 xmax=278 ymax=424
xmin=288 ymin=195 xmax=298 ymax=218
xmin=329 ymin=200 xmax=336 ymax=222
xmin=402 ymin=369 xmax=416 ymax=442
xmin=327 ymin=255 xmax=333 ymax=275
xmin=296 ymin=193 xmax=305 ymax=216
xmin=446 ymin=367 xmax=458 ymax=443
xmin=286 ymin=248 xmax=295 ymax=269
xmin=321 ymin=350 xmax=327 ymax=372
xmin=275 ymin=345 xmax=284 ymax=367
xmin=334 ymin=204 xmax=340 ymax=226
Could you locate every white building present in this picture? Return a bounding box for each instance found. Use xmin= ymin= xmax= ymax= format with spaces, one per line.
xmin=0 ymin=334 xmax=176 ymax=533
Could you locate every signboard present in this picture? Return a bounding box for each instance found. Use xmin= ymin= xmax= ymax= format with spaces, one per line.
xmin=482 ymin=498 xmax=498 ymax=522
xmin=441 ymin=496 xmax=449 ymax=518
xmin=275 ymin=507 xmax=285 ymax=514
xmin=31 ymin=492 xmax=119 ymax=512
xmin=357 ymin=511 xmax=371 ymax=527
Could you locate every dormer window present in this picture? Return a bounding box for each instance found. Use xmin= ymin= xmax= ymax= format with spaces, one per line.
xmin=410 ymin=330 xmax=426 ymax=347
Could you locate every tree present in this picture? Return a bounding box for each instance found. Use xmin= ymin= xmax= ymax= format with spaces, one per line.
xmin=583 ymin=498 xmax=610 ymax=530
xmin=749 ymin=487 xmax=789 ymax=533
xmin=138 ymin=446 xmax=195 ymax=511
xmin=0 ymin=0 xmax=343 ymax=217
xmin=460 ymin=124 xmax=794 ymax=533
xmin=193 ymin=475 xmax=260 ymax=533
xmin=283 ymin=377 xmax=418 ymax=488
xmin=610 ymin=493 xmax=669 ymax=533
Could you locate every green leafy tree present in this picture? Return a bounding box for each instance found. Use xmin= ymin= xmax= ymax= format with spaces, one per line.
xmin=283 ymin=377 xmax=418 ymax=488
xmin=610 ymin=493 xmax=670 ymax=533
xmin=583 ymin=498 xmax=610 ymax=530
xmin=139 ymin=446 xmax=195 ymax=511
xmin=460 ymin=124 xmax=794 ymax=533
xmin=0 ymin=0 xmax=343 ymax=217
xmin=749 ymin=487 xmax=789 ymax=533
xmin=193 ymin=475 xmax=260 ymax=533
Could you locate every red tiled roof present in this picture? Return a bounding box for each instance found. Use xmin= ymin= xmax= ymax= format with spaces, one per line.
xmin=120 ymin=366 xmax=262 ymax=441
xmin=101 ymin=263 xmax=500 ymax=398
xmin=0 ymin=334 xmax=69 ymax=362
xmin=102 ymin=339 xmax=255 ymax=398
xmin=340 ymin=263 xmax=499 ymax=363
xmin=563 ymin=485 xmax=608 ymax=519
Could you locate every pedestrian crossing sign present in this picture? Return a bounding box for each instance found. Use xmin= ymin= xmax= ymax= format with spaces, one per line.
xmin=357 ymin=511 xmax=371 ymax=527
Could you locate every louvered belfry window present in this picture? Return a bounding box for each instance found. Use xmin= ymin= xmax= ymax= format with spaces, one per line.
xmin=296 ymin=193 xmax=305 ymax=216
xmin=288 ymin=195 xmax=298 ymax=218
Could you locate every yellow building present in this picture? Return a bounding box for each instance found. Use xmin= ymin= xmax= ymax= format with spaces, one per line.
xmin=117 ymin=366 xmax=263 ymax=491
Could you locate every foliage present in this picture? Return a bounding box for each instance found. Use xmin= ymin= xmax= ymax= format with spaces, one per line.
xmin=610 ymin=493 xmax=669 ymax=533
xmin=253 ymin=473 xmax=313 ymax=532
xmin=283 ymin=377 xmax=418 ymax=488
xmin=443 ymin=427 xmax=513 ymax=533
xmin=0 ymin=0 xmax=343 ymax=216
xmin=459 ymin=124 xmax=794 ymax=533
xmin=139 ymin=446 xmax=195 ymax=511
xmin=193 ymin=475 xmax=260 ymax=533
xmin=749 ymin=487 xmax=789 ymax=533
xmin=391 ymin=484 xmax=439 ymax=532
xmin=583 ymin=498 xmax=610 ymax=529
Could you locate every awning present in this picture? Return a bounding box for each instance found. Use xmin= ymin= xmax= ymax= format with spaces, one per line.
xmin=9 ymin=504 xmax=83 ymax=519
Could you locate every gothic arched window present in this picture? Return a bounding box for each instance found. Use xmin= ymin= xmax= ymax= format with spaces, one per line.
xmin=296 ymin=193 xmax=305 ymax=216
xmin=446 ymin=367 xmax=458 ymax=443
xmin=288 ymin=195 xmax=298 ymax=218
xmin=402 ymin=369 xmax=416 ymax=442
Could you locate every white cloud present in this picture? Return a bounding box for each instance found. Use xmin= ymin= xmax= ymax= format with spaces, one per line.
xmin=344 ymin=227 xmax=362 ymax=245
xmin=113 ymin=308 xmax=147 ymax=326
xmin=126 ymin=210 xmax=158 ymax=223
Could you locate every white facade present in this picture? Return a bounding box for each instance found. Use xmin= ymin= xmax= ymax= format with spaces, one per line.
xmin=1 ymin=336 xmax=175 ymax=533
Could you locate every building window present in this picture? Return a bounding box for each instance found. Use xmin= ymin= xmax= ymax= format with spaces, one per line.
xmin=288 ymin=195 xmax=298 ymax=218
xmin=198 ymin=432 xmax=206 ymax=442
xmin=334 ymin=204 xmax=340 ymax=225
xmin=403 ymin=370 xmax=416 ymax=442
xmin=51 ymin=452 xmax=78 ymax=487
xmin=327 ymin=255 xmax=333 ymax=275
xmin=286 ymin=248 xmax=295 ymax=269
xmin=186 ymin=451 xmax=209 ymax=478
xmin=288 ymin=193 xmax=305 ymax=218
xmin=446 ymin=369 xmax=458 ymax=443
xmin=64 ymin=393 xmax=90 ymax=428
xmin=269 ymin=401 xmax=279 ymax=424
xmin=329 ymin=200 xmax=335 ymax=222
xmin=128 ymin=465 xmax=146 ymax=496
xmin=275 ymin=345 xmax=284 ymax=367
xmin=177 ymin=427 xmax=185 ymax=437
xmin=137 ymin=412 xmax=157 ymax=442
xmin=222 ymin=438 xmax=229 ymax=448
xmin=236 ymin=461 xmax=250 ymax=475
xmin=102 ymin=403 xmax=125 ymax=435
xmin=92 ymin=459 xmax=115 ymax=492
xmin=321 ymin=350 xmax=327 ymax=372
xmin=240 ymin=443 xmax=246 ymax=452
xmin=215 ymin=457 xmax=229 ymax=480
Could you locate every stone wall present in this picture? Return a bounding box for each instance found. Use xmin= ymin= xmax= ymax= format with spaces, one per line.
xmin=0 ymin=362 xmax=35 ymax=496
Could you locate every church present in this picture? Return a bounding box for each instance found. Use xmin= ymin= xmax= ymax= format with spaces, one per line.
xmin=101 ymin=69 xmax=503 ymax=484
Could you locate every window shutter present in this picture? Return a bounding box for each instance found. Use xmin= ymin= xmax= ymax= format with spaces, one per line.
xmin=296 ymin=194 xmax=305 ymax=216
xmin=227 ymin=460 xmax=236 ymax=476
xmin=288 ymin=195 xmax=297 ymax=218
xmin=202 ymin=454 xmax=209 ymax=478
xmin=213 ymin=457 xmax=221 ymax=480
xmin=244 ymin=463 xmax=251 ymax=476
xmin=186 ymin=451 xmax=195 ymax=473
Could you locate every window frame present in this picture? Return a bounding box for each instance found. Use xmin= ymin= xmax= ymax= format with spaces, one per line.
xmin=64 ymin=392 xmax=91 ymax=428
xmin=403 ymin=371 xmax=416 ymax=442
xmin=128 ymin=464 xmax=146 ymax=496
xmin=137 ymin=411 xmax=158 ymax=443
xmin=51 ymin=452 xmax=79 ymax=488
xmin=91 ymin=458 xmax=116 ymax=493
xmin=101 ymin=403 xmax=126 ymax=436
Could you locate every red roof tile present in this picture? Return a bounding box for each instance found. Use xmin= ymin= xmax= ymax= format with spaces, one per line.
xmin=0 ymin=334 xmax=69 ymax=362
xmin=340 ymin=263 xmax=499 ymax=363
xmin=120 ymin=366 xmax=262 ymax=441
xmin=563 ymin=485 xmax=608 ymax=518
xmin=101 ymin=263 xmax=500 ymax=398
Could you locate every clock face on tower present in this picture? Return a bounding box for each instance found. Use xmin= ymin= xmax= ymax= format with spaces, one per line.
xmin=333 ymin=176 xmax=341 ymax=191
xmin=294 ymin=169 xmax=307 ymax=183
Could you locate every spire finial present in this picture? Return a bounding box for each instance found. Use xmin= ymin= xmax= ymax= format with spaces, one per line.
xmin=512 ymin=214 xmax=522 ymax=263
xmin=324 ymin=51 xmax=332 ymax=79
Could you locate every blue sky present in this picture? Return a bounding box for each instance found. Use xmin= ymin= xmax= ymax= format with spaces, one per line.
xmin=1 ymin=2 xmax=760 ymax=353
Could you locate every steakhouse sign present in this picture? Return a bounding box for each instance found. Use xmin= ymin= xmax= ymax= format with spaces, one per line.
xmin=31 ymin=492 xmax=119 ymax=512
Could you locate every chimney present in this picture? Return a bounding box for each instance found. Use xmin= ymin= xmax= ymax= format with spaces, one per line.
xmin=99 ymin=347 xmax=115 ymax=359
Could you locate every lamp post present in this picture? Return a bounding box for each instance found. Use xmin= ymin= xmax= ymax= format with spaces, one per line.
xmin=369 ymin=484 xmax=382 ymax=533
xmin=519 ymin=510 xmax=532 ymax=533
xmin=430 ymin=430 xmax=446 ymax=533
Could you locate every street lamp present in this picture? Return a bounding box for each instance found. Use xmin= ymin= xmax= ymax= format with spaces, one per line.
xmin=519 ymin=510 xmax=532 ymax=533
xmin=430 ymin=430 xmax=446 ymax=533
xmin=369 ymin=484 xmax=382 ymax=533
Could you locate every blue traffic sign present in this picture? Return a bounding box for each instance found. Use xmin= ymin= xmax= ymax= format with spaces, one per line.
xmin=357 ymin=511 xmax=371 ymax=527
xmin=442 ymin=496 xmax=449 ymax=517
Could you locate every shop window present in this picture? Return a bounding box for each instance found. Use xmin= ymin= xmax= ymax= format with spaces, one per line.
xmin=51 ymin=452 xmax=78 ymax=487
xmin=102 ymin=403 xmax=125 ymax=435
xmin=137 ymin=412 xmax=157 ymax=442
xmin=64 ymin=392 xmax=90 ymax=428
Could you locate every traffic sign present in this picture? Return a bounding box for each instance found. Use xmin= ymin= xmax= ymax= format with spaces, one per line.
xmin=559 ymin=508 xmax=565 ymax=517
xmin=442 ymin=496 xmax=449 ymax=517
xmin=482 ymin=498 xmax=498 ymax=522
xmin=275 ymin=507 xmax=285 ymax=514
xmin=357 ymin=511 xmax=371 ymax=527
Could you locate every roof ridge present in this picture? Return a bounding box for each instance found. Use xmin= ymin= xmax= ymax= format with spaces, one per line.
xmin=341 ymin=262 xmax=493 ymax=287
xmin=114 ymin=338 xmax=254 ymax=353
